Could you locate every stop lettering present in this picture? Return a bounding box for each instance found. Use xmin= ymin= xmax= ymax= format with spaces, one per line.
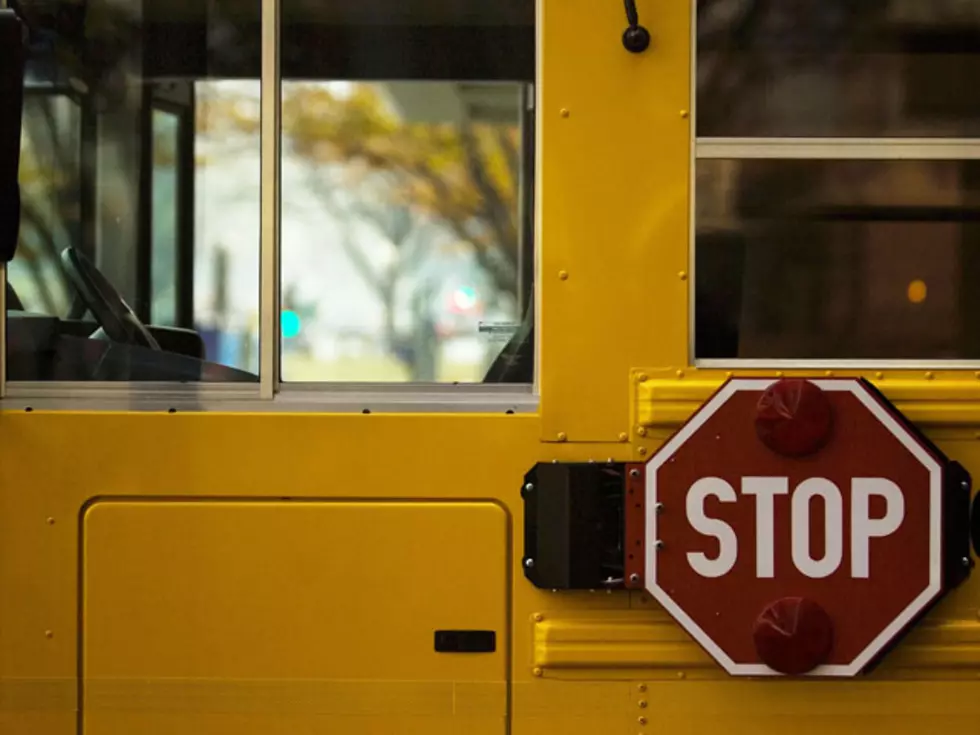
xmin=687 ymin=476 xmax=903 ymax=580
xmin=644 ymin=378 xmax=953 ymax=677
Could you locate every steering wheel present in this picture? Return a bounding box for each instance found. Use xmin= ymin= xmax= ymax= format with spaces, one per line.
xmin=60 ymin=246 xmax=161 ymax=350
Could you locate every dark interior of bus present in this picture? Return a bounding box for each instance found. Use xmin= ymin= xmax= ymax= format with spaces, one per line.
xmin=1 ymin=0 xmax=536 ymax=383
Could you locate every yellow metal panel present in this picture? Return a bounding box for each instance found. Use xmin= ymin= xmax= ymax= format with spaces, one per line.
xmin=0 ymin=414 xmax=538 ymax=690
xmin=82 ymin=500 xmax=508 ymax=733
xmin=532 ymin=612 xmax=980 ymax=679
xmin=637 ymin=371 xmax=980 ymax=429
xmin=539 ymin=0 xmax=691 ymax=442
xmin=511 ymin=680 xmax=634 ymax=735
xmin=640 ymin=681 xmax=980 ymax=735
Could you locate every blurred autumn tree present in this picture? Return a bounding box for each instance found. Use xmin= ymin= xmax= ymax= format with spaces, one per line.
xmin=16 ymin=95 xmax=79 ymax=314
xmin=288 ymin=84 xmax=522 ymax=300
xmin=201 ymin=82 xmax=523 ymax=298
xmin=198 ymin=81 xmax=525 ymax=379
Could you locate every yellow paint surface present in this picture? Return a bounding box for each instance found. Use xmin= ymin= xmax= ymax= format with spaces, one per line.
xmin=81 ymin=500 xmax=508 ymax=734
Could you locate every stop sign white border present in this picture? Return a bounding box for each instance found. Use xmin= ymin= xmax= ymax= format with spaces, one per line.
xmin=645 ymin=378 xmax=943 ymax=677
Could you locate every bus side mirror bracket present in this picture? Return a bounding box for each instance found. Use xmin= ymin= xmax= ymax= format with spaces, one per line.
xmin=0 ymin=8 xmax=26 ymax=263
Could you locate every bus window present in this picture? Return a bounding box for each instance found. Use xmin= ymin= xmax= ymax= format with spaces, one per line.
xmin=696 ymin=159 xmax=980 ymax=361
xmin=694 ymin=3 xmax=980 ymax=363
xmin=150 ymin=108 xmax=179 ymax=327
xmin=13 ymin=92 xmax=77 ymax=319
xmin=277 ymin=1 xmax=535 ymax=384
xmin=9 ymin=1 xmax=261 ymax=382
xmin=698 ymin=1 xmax=980 ymax=138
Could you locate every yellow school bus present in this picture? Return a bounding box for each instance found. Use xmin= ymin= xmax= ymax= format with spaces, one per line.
xmin=2 ymin=0 xmax=980 ymax=733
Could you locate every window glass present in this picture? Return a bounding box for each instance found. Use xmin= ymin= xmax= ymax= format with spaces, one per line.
xmin=278 ymin=1 xmax=535 ymax=384
xmin=12 ymin=93 xmax=78 ymax=317
xmin=697 ymin=1 xmax=980 ymax=137
xmin=9 ymin=1 xmax=260 ymax=382
xmin=151 ymin=109 xmax=178 ymax=326
xmin=696 ymin=159 xmax=980 ymax=360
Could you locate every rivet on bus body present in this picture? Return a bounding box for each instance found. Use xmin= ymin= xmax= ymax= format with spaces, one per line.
xmin=532 ymin=667 xmax=543 ymax=677
xmin=637 ymin=683 xmax=647 ymax=693
xmin=637 ymin=373 xmax=649 ymax=383
xmin=638 ymin=447 xmax=648 ymax=456
xmin=875 ymin=372 xmax=884 ymax=380
xmin=676 ymin=370 xmax=685 ymax=379
xmin=619 ymin=433 xmax=629 ymax=442
xmin=557 ymin=432 xmax=567 ymax=442
xmin=975 ymin=371 xmax=980 ymax=380
xmin=775 ymin=371 xmax=784 ymax=378
xmin=925 ymin=372 xmax=935 ymax=380
xmin=678 ymin=271 xmax=688 ymax=281
xmin=680 ymin=110 xmax=690 ymax=119
xmin=824 ymin=371 xmax=834 ymax=377
xmin=726 ymin=371 xmax=734 ymax=378
xmin=558 ymin=270 xmax=568 ymax=281
xmin=638 ymin=700 xmax=648 ymax=709
xmin=532 ymin=613 xmax=544 ymax=623
xmin=676 ymin=672 xmax=686 ymax=679
xmin=637 ymin=427 xmax=647 ymax=437
xmin=638 ymin=715 xmax=648 ymax=725
xmin=46 ymin=517 xmax=55 ymax=525
xmin=44 ymin=630 xmax=53 ymax=639
xmin=560 ymin=108 xmax=570 ymax=118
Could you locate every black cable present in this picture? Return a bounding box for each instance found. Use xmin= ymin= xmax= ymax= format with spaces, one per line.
xmin=625 ymin=0 xmax=640 ymax=27
xmin=623 ymin=0 xmax=651 ymax=53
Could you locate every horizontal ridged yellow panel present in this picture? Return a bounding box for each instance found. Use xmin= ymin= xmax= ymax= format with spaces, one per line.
xmin=637 ymin=378 xmax=980 ymax=428
xmin=533 ymin=613 xmax=980 ymax=677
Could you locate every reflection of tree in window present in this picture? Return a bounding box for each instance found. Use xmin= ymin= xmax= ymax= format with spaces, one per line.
xmin=211 ymin=80 xmax=519 ymax=382
xmin=199 ymin=80 xmax=526 ymax=381
xmin=282 ymin=84 xmax=520 ymax=292
xmin=15 ymin=94 xmax=78 ymax=315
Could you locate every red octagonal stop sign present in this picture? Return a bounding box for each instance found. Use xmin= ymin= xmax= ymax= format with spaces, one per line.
xmin=644 ymin=378 xmax=958 ymax=677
